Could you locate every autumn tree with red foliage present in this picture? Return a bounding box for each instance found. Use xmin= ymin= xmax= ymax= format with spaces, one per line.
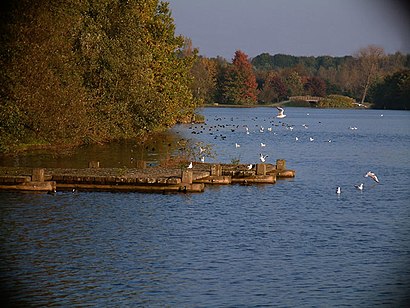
xmin=222 ymin=50 xmax=258 ymax=104
xmin=304 ymin=76 xmax=327 ymax=97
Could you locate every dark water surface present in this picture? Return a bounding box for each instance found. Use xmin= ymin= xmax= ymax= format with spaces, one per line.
xmin=1 ymin=107 xmax=410 ymax=306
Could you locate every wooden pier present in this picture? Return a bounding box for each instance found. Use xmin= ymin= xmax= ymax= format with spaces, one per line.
xmin=0 ymin=160 xmax=295 ymax=193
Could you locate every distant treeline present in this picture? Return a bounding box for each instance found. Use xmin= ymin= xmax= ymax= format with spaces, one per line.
xmin=189 ymin=47 xmax=410 ymax=110
xmin=0 ymin=0 xmax=198 ymax=152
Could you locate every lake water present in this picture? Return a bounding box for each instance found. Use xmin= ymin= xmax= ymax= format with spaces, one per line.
xmin=1 ymin=107 xmax=410 ymax=307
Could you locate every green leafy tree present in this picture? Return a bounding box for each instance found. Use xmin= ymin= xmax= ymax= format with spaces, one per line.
xmin=0 ymin=0 xmax=197 ymax=151
xmin=283 ymin=71 xmax=303 ymax=96
xmin=370 ymin=70 xmax=410 ymax=109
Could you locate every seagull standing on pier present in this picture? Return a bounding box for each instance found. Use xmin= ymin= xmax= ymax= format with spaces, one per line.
xmin=187 ymin=162 xmax=193 ymax=169
xmin=276 ymin=106 xmax=286 ymax=119
xmin=365 ymin=171 xmax=379 ymax=183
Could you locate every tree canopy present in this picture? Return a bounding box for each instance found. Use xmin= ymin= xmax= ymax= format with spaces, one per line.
xmin=0 ymin=0 xmax=197 ymax=152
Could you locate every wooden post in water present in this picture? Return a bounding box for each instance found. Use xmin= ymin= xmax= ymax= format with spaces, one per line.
xmin=136 ymin=160 xmax=146 ymax=169
xmin=32 ymin=168 xmax=45 ymax=182
xmin=181 ymin=170 xmax=193 ymax=184
xmin=210 ymin=164 xmax=222 ymax=176
xmin=276 ymin=159 xmax=286 ymax=170
xmin=256 ymin=164 xmax=267 ymax=175
xmin=88 ymin=161 xmax=100 ymax=168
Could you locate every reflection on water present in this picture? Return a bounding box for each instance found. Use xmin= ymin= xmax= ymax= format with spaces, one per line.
xmin=0 ymin=131 xmax=185 ymax=169
xmin=1 ymin=107 xmax=410 ymax=307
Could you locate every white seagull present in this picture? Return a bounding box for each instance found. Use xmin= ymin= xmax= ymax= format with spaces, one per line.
xmin=200 ymin=156 xmax=205 ymax=163
xmin=365 ymin=171 xmax=379 ymax=183
xmin=355 ymin=183 xmax=364 ymax=191
xmin=187 ymin=162 xmax=193 ymax=169
xmin=235 ymin=143 xmax=241 ymax=148
xmin=260 ymin=142 xmax=266 ymax=147
xmin=309 ymin=137 xmax=314 ymax=142
xmin=247 ymin=164 xmax=253 ymax=170
xmin=336 ymin=186 xmax=341 ymax=195
xmin=276 ymin=106 xmax=286 ymax=119
xmin=259 ymin=153 xmax=268 ymax=163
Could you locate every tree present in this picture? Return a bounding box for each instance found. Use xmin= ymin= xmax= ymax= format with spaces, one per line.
xmin=304 ymin=76 xmax=327 ymax=97
xmin=282 ymin=71 xmax=303 ymax=96
xmin=259 ymin=73 xmax=287 ymax=103
xmin=0 ymin=0 xmax=198 ymax=152
xmin=354 ymin=45 xmax=386 ymax=104
xmin=222 ymin=50 xmax=258 ymax=104
xmin=370 ymin=69 xmax=410 ymax=109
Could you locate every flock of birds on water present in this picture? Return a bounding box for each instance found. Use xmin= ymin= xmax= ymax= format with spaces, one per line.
xmin=182 ymin=106 xmax=382 ymax=197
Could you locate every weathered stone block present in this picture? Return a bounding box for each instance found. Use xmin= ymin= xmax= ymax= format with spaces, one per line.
xmin=256 ymin=164 xmax=267 ymax=175
xmin=88 ymin=161 xmax=100 ymax=168
xmin=32 ymin=168 xmax=45 ymax=182
xmin=276 ymin=159 xmax=286 ymax=170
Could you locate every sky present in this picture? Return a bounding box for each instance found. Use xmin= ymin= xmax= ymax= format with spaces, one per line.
xmin=167 ymin=0 xmax=410 ymax=60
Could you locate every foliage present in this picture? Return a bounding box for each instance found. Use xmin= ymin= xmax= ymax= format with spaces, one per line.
xmin=317 ymin=95 xmax=355 ymax=108
xmin=221 ymin=50 xmax=258 ymax=104
xmin=0 ymin=0 xmax=198 ymax=152
xmin=370 ymin=70 xmax=410 ymax=109
xmin=304 ymin=76 xmax=327 ymax=97
xmin=258 ymin=73 xmax=287 ymax=103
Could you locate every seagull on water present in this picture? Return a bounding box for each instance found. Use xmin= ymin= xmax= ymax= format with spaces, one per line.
xmin=276 ymin=106 xmax=286 ymax=119
xmin=355 ymin=183 xmax=364 ymax=191
xmin=260 ymin=142 xmax=266 ymax=147
xmin=365 ymin=171 xmax=379 ymax=183
xmin=235 ymin=143 xmax=241 ymax=148
xmin=259 ymin=153 xmax=268 ymax=163
xmin=336 ymin=186 xmax=341 ymax=195
xmin=309 ymin=137 xmax=314 ymax=142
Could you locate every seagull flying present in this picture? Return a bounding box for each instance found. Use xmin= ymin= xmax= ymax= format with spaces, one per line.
xmin=365 ymin=171 xmax=379 ymax=183
xmin=276 ymin=106 xmax=286 ymax=119
xmin=259 ymin=153 xmax=268 ymax=163
xmin=260 ymin=142 xmax=266 ymax=147
xmin=355 ymin=183 xmax=364 ymax=191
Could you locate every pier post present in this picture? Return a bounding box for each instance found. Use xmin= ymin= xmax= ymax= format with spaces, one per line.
xmin=136 ymin=160 xmax=146 ymax=169
xmin=256 ymin=164 xmax=267 ymax=175
xmin=276 ymin=159 xmax=286 ymax=170
xmin=88 ymin=161 xmax=100 ymax=168
xmin=181 ymin=170 xmax=193 ymax=184
xmin=210 ymin=164 xmax=222 ymax=176
xmin=32 ymin=168 xmax=45 ymax=182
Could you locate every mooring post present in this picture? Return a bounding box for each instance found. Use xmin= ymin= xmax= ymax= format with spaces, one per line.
xmin=276 ymin=159 xmax=286 ymax=170
xmin=136 ymin=160 xmax=146 ymax=169
xmin=210 ymin=164 xmax=222 ymax=176
xmin=256 ymin=164 xmax=267 ymax=175
xmin=88 ymin=161 xmax=100 ymax=168
xmin=181 ymin=170 xmax=193 ymax=184
xmin=32 ymin=168 xmax=45 ymax=182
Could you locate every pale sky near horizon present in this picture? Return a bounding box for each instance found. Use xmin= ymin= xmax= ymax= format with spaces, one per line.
xmin=167 ymin=0 xmax=410 ymax=60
